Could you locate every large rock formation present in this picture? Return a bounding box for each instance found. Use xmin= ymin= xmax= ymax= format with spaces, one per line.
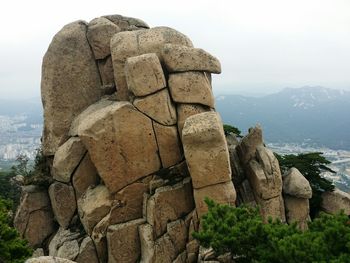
xmin=17 ymin=13 xmax=332 ymax=263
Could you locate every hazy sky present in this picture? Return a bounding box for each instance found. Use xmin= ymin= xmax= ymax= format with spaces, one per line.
xmin=1 ymin=0 xmax=350 ymax=99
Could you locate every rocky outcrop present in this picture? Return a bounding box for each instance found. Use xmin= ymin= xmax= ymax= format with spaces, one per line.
xmin=14 ymin=186 xmax=55 ymax=248
xmin=19 ymin=13 xmax=318 ymax=263
xmin=41 ymin=21 xmax=102 ymax=156
xmin=321 ymin=189 xmax=350 ymax=215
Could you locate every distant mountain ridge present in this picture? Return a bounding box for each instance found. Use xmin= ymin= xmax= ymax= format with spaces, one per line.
xmin=216 ymin=86 xmax=350 ymax=150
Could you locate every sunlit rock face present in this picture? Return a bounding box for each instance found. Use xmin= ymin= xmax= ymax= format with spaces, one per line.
xmin=18 ymin=13 xmax=321 ymax=263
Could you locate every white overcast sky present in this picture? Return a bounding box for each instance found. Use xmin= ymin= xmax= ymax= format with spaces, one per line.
xmin=1 ymin=0 xmax=350 ymax=99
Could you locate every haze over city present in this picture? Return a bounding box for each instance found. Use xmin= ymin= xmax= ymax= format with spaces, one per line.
xmin=1 ymin=0 xmax=350 ymax=99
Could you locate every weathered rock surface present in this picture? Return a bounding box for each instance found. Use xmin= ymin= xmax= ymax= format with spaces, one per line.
xmin=177 ymin=104 xmax=211 ymax=136
xmin=321 ymin=189 xmax=350 ymax=215
xmin=97 ymin=56 xmax=116 ymax=94
xmin=147 ymin=178 xmax=194 ymax=237
xmin=133 ymin=89 xmax=177 ymax=125
xmin=77 ymin=101 xmax=160 ymax=193
xmin=49 ymin=182 xmax=77 ymax=228
xmin=246 ymin=147 xmax=283 ymax=200
xmin=168 ymin=72 xmax=214 ymax=108
xmin=41 ymin=21 xmax=101 ymax=155
xmin=77 ymin=185 xmax=112 ymax=235
xmin=57 ymin=240 xmax=79 ymax=261
xmin=25 ymin=257 xmax=76 ymax=263
xmin=72 ymin=153 xmax=99 ymax=199
xmin=153 ymin=122 xmax=183 ymax=168
xmin=87 ymin=17 xmax=121 ymax=59
xmin=125 ymin=53 xmax=166 ymax=96
xmin=182 ymin=112 xmax=231 ymax=189
xmin=107 ymin=218 xmax=146 ymax=263
xmin=49 ymin=228 xmax=81 ymax=257
xmin=236 ymin=126 xmax=263 ymax=166
xmin=162 ymin=44 xmax=221 ymax=73
xmin=110 ymin=27 xmax=193 ymax=100
xmin=283 ymin=167 xmax=312 ymax=199
xmin=14 ymin=186 xmax=55 ymax=248
xmin=103 ymin=14 xmax=149 ymax=30
xmin=75 ymin=237 xmax=99 ymax=263
xmin=284 ymin=195 xmax=310 ymax=230
xmin=52 ymin=137 xmax=86 ymax=183
xmin=194 ymin=181 xmax=236 ymax=218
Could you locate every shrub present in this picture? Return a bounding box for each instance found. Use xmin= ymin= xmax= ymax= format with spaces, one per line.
xmin=0 ymin=197 xmax=32 ymax=263
xmin=223 ymin=124 xmax=242 ymax=137
xmin=193 ymin=199 xmax=350 ymax=263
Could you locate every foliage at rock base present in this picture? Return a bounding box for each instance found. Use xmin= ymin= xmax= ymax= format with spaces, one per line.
xmin=193 ymin=199 xmax=350 ymax=263
xmin=0 ymin=198 xmax=32 ymax=263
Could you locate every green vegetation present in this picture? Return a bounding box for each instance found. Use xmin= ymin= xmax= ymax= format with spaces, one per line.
xmin=223 ymin=124 xmax=242 ymax=137
xmin=194 ymin=199 xmax=350 ymax=263
xmin=0 ymin=197 xmax=32 ymax=263
xmin=276 ymin=152 xmax=335 ymax=218
xmin=0 ymin=147 xmax=51 ymax=213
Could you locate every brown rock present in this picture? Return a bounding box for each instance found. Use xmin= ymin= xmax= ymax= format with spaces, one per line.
xmin=77 ymin=185 xmax=112 ymax=235
xmin=162 ymin=44 xmax=221 ymax=73
xmin=111 ymin=27 xmax=193 ymax=101
xmin=321 ymin=189 xmax=350 ymax=215
xmin=284 ymin=195 xmax=310 ymax=230
xmin=41 ymin=21 xmax=101 ymax=155
xmin=77 ymin=101 xmax=160 ymax=193
xmin=194 ymin=181 xmax=236 ymax=218
xmin=103 ymin=14 xmax=149 ymax=30
xmin=283 ymin=167 xmax=312 ymax=199
xmin=153 ymin=123 xmax=183 ymax=168
xmin=87 ymin=17 xmax=121 ymax=59
xmin=147 ymin=178 xmax=195 ymax=237
xmin=139 ymin=223 xmax=155 ymax=262
xmin=258 ymin=195 xmax=286 ymax=223
xmin=125 ymin=53 xmax=166 ymax=96
xmin=97 ymin=56 xmax=116 ymax=95
xmin=153 ymin=234 xmax=177 ymax=263
xmin=110 ymin=31 xmax=139 ymax=101
xmin=133 ymin=89 xmax=177 ymax=125
xmin=168 ymin=72 xmax=214 ymax=108
xmin=49 ymin=182 xmax=77 ymax=228
xmin=173 ymin=251 xmax=187 ymax=263
xmin=246 ymin=154 xmax=282 ymax=200
xmin=182 ymin=112 xmax=231 ymax=189
xmin=90 ymin=216 xmax=109 ymax=263
xmin=236 ymin=179 xmax=257 ymax=206
xmin=52 ymin=137 xmax=86 ymax=183
xmin=107 ymin=218 xmax=146 ymax=263
xmin=75 ymin=236 xmax=99 ymax=263
xmin=236 ymin=126 xmax=263 ymax=166
xmin=167 ymin=219 xmax=188 ymax=254
xmin=25 ymin=257 xmax=76 ymax=263
xmin=69 ymin=99 xmax=114 ymax=136
xmin=57 ymin=240 xmax=79 ymax=261
xmin=176 ymin=103 xmax=212 ymax=139
xmin=48 ymin=227 xmax=81 ymax=257
xmin=72 ymin=153 xmax=99 ymax=199
xmin=14 ymin=186 xmax=55 ymax=248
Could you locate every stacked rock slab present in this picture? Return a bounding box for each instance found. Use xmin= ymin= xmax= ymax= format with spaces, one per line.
xmin=282 ymin=168 xmax=312 ymax=230
xmin=235 ymin=126 xmax=286 ymax=222
xmin=17 ymin=13 xmax=238 ymax=263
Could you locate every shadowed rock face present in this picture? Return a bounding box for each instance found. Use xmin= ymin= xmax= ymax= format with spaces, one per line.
xmin=20 ymin=13 xmax=328 ymax=263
